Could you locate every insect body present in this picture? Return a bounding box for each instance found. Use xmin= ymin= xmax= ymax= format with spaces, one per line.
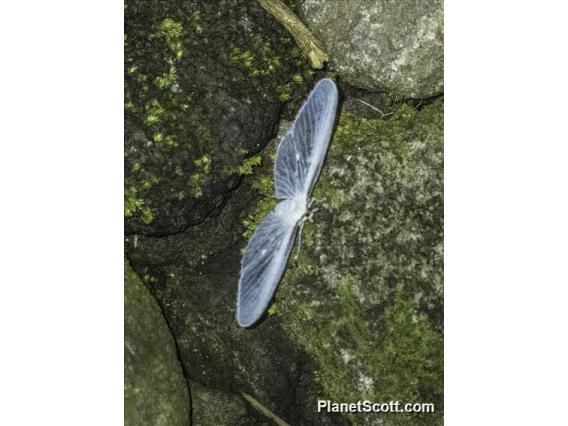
xmin=275 ymin=194 xmax=307 ymax=225
xmin=236 ymin=78 xmax=338 ymax=327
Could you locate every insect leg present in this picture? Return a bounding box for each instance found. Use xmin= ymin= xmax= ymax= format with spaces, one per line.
xmin=305 ymin=207 xmax=319 ymax=223
xmin=294 ymin=220 xmax=305 ymax=261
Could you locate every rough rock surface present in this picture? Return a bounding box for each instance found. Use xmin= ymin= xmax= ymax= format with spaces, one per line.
xmin=274 ymin=100 xmax=445 ymax=425
xmin=125 ymin=1 xmax=444 ymax=424
xmin=125 ymin=0 xmax=310 ymax=236
xmin=190 ymin=382 xmax=247 ymax=426
xmin=300 ymin=0 xmax=444 ymax=98
xmin=127 ymin=94 xmax=443 ymax=425
xmin=126 ymin=173 xmax=347 ymax=425
xmin=124 ymin=260 xmax=190 ymax=426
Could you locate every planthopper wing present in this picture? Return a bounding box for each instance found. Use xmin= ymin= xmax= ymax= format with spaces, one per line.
xmin=274 ymin=78 xmax=338 ymax=199
xmin=236 ymin=209 xmax=297 ymax=327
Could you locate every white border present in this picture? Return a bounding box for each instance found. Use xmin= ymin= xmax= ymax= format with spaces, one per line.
xmin=446 ymin=1 xmax=568 ymax=424
xmin=1 ymin=1 xmax=567 ymax=424
xmin=0 ymin=1 xmax=123 ymax=424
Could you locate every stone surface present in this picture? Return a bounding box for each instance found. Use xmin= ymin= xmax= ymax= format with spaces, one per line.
xmin=300 ymin=0 xmax=444 ymax=98
xmin=125 ymin=0 xmax=311 ymax=236
xmin=126 ymin=94 xmax=443 ymax=425
xmin=125 ymin=2 xmax=444 ymax=423
xmin=274 ymin=100 xmax=445 ymax=425
xmin=124 ymin=260 xmax=190 ymax=426
xmin=126 ymin=173 xmax=347 ymax=425
xmin=190 ymin=382 xmax=247 ymax=426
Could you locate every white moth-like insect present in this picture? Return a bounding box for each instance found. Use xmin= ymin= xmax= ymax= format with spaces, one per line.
xmin=236 ymin=78 xmax=338 ymax=327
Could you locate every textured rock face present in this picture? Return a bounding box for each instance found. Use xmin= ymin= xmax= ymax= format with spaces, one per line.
xmin=125 ymin=0 xmax=309 ymax=236
xmin=127 ymin=97 xmax=444 ymax=426
xmin=126 ymin=176 xmax=347 ymax=425
xmin=124 ymin=261 xmax=190 ymax=426
xmin=125 ymin=1 xmax=444 ymax=424
xmin=300 ymin=0 xmax=444 ymax=98
xmin=273 ymin=100 xmax=445 ymax=425
xmin=190 ymin=382 xmax=247 ymax=426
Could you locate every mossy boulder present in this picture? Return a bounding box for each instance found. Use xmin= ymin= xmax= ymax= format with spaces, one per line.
xmin=124 ymin=260 xmax=190 ymax=426
xmin=268 ymin=100 xmax=444 ymax=425
xmin=125 ymin=0 xmax=311 ymax=235
xmin=301 ymin=0 xmax=444 ymax=98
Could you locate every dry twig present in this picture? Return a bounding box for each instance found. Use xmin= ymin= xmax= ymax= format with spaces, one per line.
xmin=257 ymin=0 xmax=328 ymax=68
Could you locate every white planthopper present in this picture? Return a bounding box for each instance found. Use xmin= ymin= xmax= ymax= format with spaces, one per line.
xmin=236 ymin=78 xmax=338 ymax=327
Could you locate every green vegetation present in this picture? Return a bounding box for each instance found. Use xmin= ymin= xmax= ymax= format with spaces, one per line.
xmin=229 ymin=32 xmax=310 ymax=104
xmin=125 ymin=3 xmax=311 ymax=229
xmin=242 ymin=174 xmax=276 ymax=240
xmin=125 ymin=187 xmax=154 ymax=224
xmin=236 ymin=154 xmax=261 ymax=176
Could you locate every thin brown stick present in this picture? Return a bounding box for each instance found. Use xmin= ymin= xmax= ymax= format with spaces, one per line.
xmin=257 ymin=0 xmax=328 ymax=69
xmin=354 ymin=98 xmax=393 ymax=119
xmin=242 ymin=392 xmax=291 ymax=426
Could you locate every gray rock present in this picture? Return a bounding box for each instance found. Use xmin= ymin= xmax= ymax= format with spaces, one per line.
xmin=124 ymin=260 xmax=190 ymax=426
xmin=300 ymin=0 xmax=444 ymax=98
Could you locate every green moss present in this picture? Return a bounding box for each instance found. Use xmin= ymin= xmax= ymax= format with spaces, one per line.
xmin=276 ymin=83 xmax=293 ymax=102
xmin=241 ymin=174 xmax=276 ymax=240
xmin=385 ymin=91 xmax=405 ymax=107
xmin=303 ymin=283 xmax=442 ymax=425
xmin=267 ymin=303 xmax=278 ymax=317
xmin=189 ymin=173 xmax=203 ymax=198
xmin=155 ymin=18 xmax=184 ymax=64
xmin=186 ymin=155 xmax=213 ymax=198
xmin=139 ymin=206 xmax=154 ymax=224
xmin=125 ymin=2 xmax=315 ymax=230
xmin=228 ymin=31 xmax=310 ymax=104
xmin=230 ymin=47 xmax=255 ymax=69
xmin=125 ymin=187 xmax=154 ymax=224
xmin=124 ymin=187 xmax=143 ymax=218
xmin=194 ymin=154 xmax=212 ymax=175
xmin=125 ymin=14 xmax=196 ymax=224
xmin=236 ymin=154 xmax=262 ymax=176
xmin=144 ymin=98 xmax=166 ymax=125
xmin=157 ymin=18 xmax=182 ymax=40
xmin=141 ymin=174 xmax=159 ymax=190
